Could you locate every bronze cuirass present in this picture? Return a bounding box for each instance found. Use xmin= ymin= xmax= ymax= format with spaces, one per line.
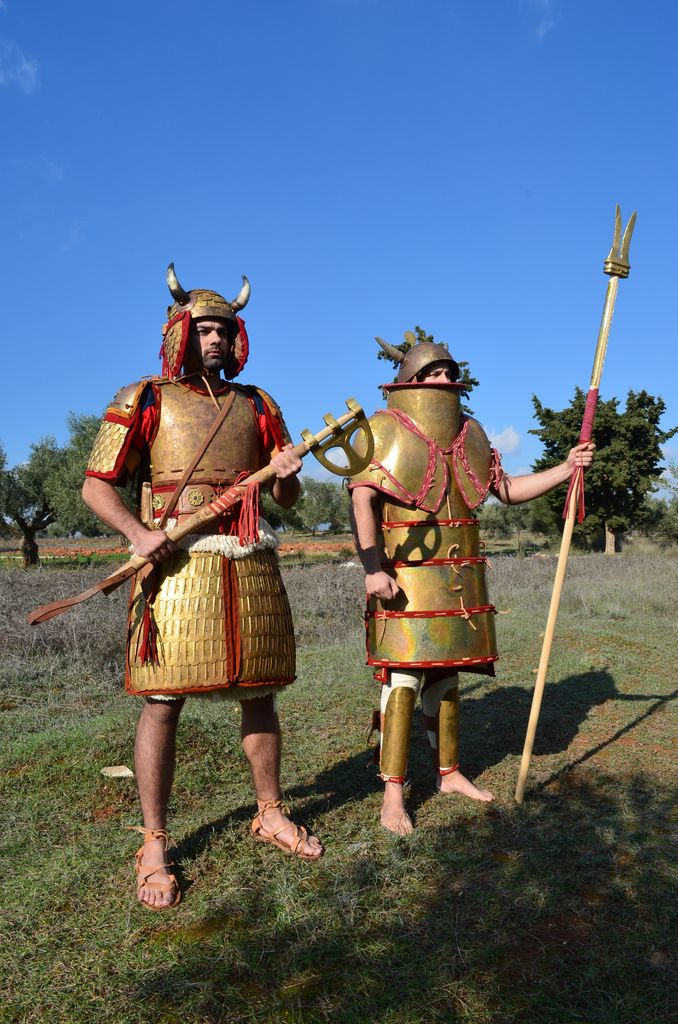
xmin=353 ymin=383 xmax=499 ymax=672
xmin=150 ymin=382 xmax=265 ymax=489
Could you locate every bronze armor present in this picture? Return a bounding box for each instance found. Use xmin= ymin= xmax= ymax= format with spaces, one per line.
xmin=149 ymin=382 xmax=265 ymax=500
xmin=351 ymin=382 xmax=501 ymax=672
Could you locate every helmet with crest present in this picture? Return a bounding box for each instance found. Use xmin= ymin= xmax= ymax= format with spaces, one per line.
xmin=161 ymin=264 xmax=251 ymax=379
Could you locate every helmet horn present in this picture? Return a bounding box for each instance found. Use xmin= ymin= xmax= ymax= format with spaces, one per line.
xmin=166 ymin=263 xmax=190 ymax=305
xmin=230 ymin=274 xmax=251 ymax=312
xmin=375 ymin=336 xmax=405 ymax=364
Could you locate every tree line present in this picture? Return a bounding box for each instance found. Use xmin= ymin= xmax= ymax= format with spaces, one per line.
xmin=1 ymin=341 xmax=676 ymax=565
xmin=0 ymin=414 xmax=353 ymax=565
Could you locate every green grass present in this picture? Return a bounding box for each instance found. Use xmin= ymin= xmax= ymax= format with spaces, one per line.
xmin=0 ymin=556 xmax=675 ymax=1023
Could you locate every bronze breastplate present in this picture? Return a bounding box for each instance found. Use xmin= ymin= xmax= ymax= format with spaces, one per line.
xmin=150 ymin=383 xmax=265 ymax=488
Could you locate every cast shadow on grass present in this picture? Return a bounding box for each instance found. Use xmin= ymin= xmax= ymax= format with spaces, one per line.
xmin=175 ymin=744 xmax=383 ymax=872
xmin=177 ymin=670 xmax=669 ymax=869
xmin=456 ymin=668 xmax=657 ymax=776
xmin=130 ymin=771 xmax=675 ymax=1024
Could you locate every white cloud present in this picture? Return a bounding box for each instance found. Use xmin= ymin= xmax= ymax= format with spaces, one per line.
xmin=488 ymin=426 xmax=521 ymax=455
xmin=61 ymin=223 xmax=84 ymax=253
xmin=0 ymin=38 xmax=38 ymax=93
xmin=40 ymin=158 xmax=64 ymax=182
xmin=522 ymin=0 xmax=557 ymax=41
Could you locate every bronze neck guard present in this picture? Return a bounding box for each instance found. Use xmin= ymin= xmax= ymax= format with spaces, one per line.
xmin=383 ymin=382 xmax=462 ymax=449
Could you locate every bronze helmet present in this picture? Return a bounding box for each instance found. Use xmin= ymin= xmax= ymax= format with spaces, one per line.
xmin=162 ymin=264 xmax=251 ymax=379
xmin=376 ymin=333 xmax=460 ymax=384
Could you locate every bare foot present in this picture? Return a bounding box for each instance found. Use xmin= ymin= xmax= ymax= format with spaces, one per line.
xmin=136 ymin=836 xmax=181 ymax=909
xmin=380 ymin=781 xmax=414 ymax=835
xmin=437 ymin=771 xmax=494 ymax=802
xmin=254 ymin=802 xmax=324 ymax=859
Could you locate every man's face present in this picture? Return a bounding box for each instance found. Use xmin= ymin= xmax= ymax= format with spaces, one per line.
xmin=417 ymin=360 xmax=457 ymax=384
xmin=188 ymin=317 xmax=234 ymax=373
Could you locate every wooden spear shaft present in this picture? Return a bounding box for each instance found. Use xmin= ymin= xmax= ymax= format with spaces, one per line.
xmin=514 ymin=207 xmax=636 ymax=804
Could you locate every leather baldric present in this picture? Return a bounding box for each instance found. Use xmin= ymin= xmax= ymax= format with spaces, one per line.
xmin=157 ymin=387 xmax=236 ymax=529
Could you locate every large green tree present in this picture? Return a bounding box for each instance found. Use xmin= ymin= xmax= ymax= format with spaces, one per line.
xmin=43 ymin=414 xmax=106 ymax=537
xmin=529 ymin=388 xmax=676 ymax=553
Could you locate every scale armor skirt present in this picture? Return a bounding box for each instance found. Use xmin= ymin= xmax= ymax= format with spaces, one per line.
xmin=125 ymin=547 xmax=296 ymax=696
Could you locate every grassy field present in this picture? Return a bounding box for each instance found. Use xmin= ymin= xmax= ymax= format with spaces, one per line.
xmin=1 ymin=554 xmax=675 ymax=1023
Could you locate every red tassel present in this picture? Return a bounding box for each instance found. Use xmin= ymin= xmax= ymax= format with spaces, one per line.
xmin=237 ymin=480 xmax=260 ymax=545
xmin=139 ymin=602 xmax=160 ymax=665
xmin=562 ymin=387 xmax=598 ymax=524
xmin=563 ymin=465 xmax=586 ymax=524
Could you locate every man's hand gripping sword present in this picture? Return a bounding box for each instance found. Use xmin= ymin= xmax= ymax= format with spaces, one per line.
xmin=514 ymin=206 xmax=636 ymax=804
xmin=27 ymin=399 xmax=374 ymax=625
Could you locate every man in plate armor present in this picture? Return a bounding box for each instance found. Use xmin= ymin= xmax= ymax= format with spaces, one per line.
xmin=349 ymin=335 xmax=594 ymax=834
xmin=83 ymin=266 xmax=323 ymax=909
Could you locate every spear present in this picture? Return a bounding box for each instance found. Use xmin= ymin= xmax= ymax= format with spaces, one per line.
xmin=27 ymin=399 xmax=373 ymax=625
xmin=514 ymin=205 xmax=636 ymax=805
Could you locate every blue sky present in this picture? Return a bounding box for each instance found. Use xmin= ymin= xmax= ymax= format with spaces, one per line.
xmin=1 ymin=0 xmax=676 ymax=480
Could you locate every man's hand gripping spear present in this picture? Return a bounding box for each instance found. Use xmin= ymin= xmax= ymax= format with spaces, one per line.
xmin=27 ymin=400 xmax=374 ymax=625
xmin=514 ymin=206 xmax=636 ymax=804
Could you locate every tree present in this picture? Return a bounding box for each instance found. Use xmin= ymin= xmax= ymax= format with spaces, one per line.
xmin=377 ymin=325 xmax=479 ymax=414
xmin=0 ymin=447 xmax=20 ymax=539
xmin=259 ymin=488 xmax=304 ymax=532
xmin=529 ymin=388 xmax=677 ymax=553
xmin=639 ymin=462 xmax=678 ymax=545
xmin=297 ymin=478 xmax=350 ymax=534
xmin=0 ymin=437 xmax=63 ymax=565
xmin=0 ymin=415 xmax=111 ymax=565
xmin=43 ymin=414 xmax=107 ymax=536
xmin=476 ymin=499 xmax=532 ymax=540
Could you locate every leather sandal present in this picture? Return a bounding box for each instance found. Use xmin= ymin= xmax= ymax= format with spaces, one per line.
xmin=251 ymin=799 xmax=323 ymax=861
xmin=129 ymin=826 xmax=181 ymax=910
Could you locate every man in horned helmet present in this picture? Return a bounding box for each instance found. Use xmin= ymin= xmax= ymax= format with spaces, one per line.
xmin=349 ymin=333 xmax=594 ymax=834
xmin=82 ymin=266 xmax=323 ymax=909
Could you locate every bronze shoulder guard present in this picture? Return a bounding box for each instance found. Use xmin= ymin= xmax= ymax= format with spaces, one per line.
xmin=86 ymin=379 xmax=152 ymax=480
xmin=106 ymin=379 xmax=153 ymax=422
xmin=451 ymin=417 xmax=503 ymax=510
xmin=350 ymin=410 xmax=455 ymax=513
xmin=350 ymin=412 xmax=503 ymax=514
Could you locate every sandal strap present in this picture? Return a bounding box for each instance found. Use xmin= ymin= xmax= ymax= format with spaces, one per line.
xmin=257 ymin=799 xmax=285 ymax=816
xmin=137 ymin=864 xmax=177 ymax=885
xmin=128 ymin=825 xmax=169 ymax=848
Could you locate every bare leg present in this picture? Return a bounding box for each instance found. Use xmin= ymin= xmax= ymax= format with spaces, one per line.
xmin=134 ymin=698 xmax=184 ymax=907
xmin=380 ymin=780 xmax=413 ymax=835
xmin=241 ymin=694 xmax=323 ymax=858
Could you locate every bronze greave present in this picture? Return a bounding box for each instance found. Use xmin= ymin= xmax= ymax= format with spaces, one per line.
xmin=380 ymin=686 xmax=416 ymax=783
xmin=422 ymin=676 xmax=459 ymax=773
xmin=436 ymin=686 xmax=460 ymax=772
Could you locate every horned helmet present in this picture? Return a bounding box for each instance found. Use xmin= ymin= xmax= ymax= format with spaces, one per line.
xmin=161 ymin=264 xmax=251 ymax=379
xmin=376 ymin=331 xmax=460 ymax=384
